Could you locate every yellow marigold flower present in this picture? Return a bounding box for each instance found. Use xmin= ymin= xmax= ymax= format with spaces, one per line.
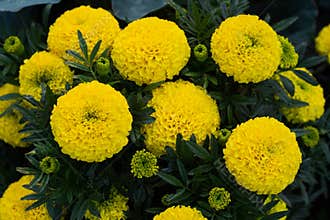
xmin=0 ymin=83 xmax=28 ymax=147
xmin=19 ymin=51 xmax=73 ymax=100
xmin=223 ymin=117 xmax=302 ymax=194
xmin=301 ymin=126 xmax=319 ymax=148
xmin=47 ymin=5 xmax=120 ymax=61
xmin=131 ymin=149 xmax=159 ymax=178
xmin=111 ymin=17 xmax=190 ymax=85
xmin=315 ymin=24 xmax=330 ymax=63
xmin=143 ymin=80 xmax=220 ymax=156
xmin=278 ymin=35 xmax=299 ymax=69
xmin=50 ymin=81 xmax=133 ymax=162
xmin=3 ymin=36 xmax=24 ymax=56
xmin=153 ymin=206 xmax=207 ymax=220
xmin=208 ymin=187 xmax=231 ymax=211
xmin=85 ymin=187 xmax=129 ymax=220
xmin=264 ymin=196 xmax=288 ymax=220
xmin=211 ymin=14 xmax=281 ymax=83
xmin=0 ymin=176 xmax=50 ymax=220
xmin=279 ymin=69 xmax=325 ymax=123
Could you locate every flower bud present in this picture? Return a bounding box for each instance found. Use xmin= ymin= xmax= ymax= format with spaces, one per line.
xmin=3 ymin=36 xmax=24 ymax=56
xmin=95 ymin=57 xmax=110 ymax=76
xmin=193 ymin=44 xmax=208 ymax=62
xmin=40 ymin=156 xmax=60 ymax=174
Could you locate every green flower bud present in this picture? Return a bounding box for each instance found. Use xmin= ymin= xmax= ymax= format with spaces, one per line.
xmin=217 ymin=128 xmax=231 ymax=143
xmin=131 ymin=149 xmax=159 ymax=178
xmin=40 ymin=156 xmax=60 ymax=174
xmin=193 ymin=44 xmax=208 ymax=62
xmin=3 ymin=36 xmax=24 ymax=56
xmin=161 ymin=194 xmax=171 ymax=206
xmin=208 ymin=187 xmax=231 ymax=211
xmin=278 ymin=35 xmax=299 ymax=69
xmin=301 ymin=126 xmax=320 ymax=148
xmin=95 ymin=57 xmax=110 ymax=76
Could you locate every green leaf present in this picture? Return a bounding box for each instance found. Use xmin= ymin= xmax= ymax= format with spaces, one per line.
xmin=0 ymin=0 xmax=60 ymax=12
xmin=66 ymin=50 xmax=86 ymax=62
xmin=319 ymin=140 xmax=330 ymax=163
xmin=89 ymin=40 xmax=102 ymax=63
xmin=298 ymin=56 xmax=327 ymax=68
xmin=188 ymin=164 xmax=213 ymax=176
xmin=112 ymin=0 xmax=167 ymax=21
xmin=0 ymin=93 xmax=21 ymax=101
xmin=77 ymin=30 xmax=88 ymax=60
xmin=16 ymin=167 xmax=38 ymax=175
xmin=26 ymin=197 xmax=48 ymax=211
xmin=21 ymin=193 xmax=43 ymax=201
xmin=70 ymin=199 xmax=89 ymax=220
xmin=279 ymin=74 xmax=295 ymax=96
xmin=157 ymin=171 xmax=184 ymax=187
xmin=65 ymin=61 xmax=90 ymax=72
xmin=74 ymin=75 xmax=94 ymax=82
xmin=262 ymin=199 xmax=280 ymax=212
xmin=272 ymin=16 xmax=298 ymax=32
xmin=176 ymin=159 xmax=188 ymax=184
xmin=143 ymin=81 xmax=164 ymax=92
xmin=185 ymin=141 xmax=212 ymax=161
xmin=293 ymin=69 xmax=318 ymax=86
xmin=166 ymin=189 xmax=192 ymax=205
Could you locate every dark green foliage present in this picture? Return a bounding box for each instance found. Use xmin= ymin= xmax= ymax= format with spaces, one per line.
xmin=0 ymin=0 xmax=329 ymax=219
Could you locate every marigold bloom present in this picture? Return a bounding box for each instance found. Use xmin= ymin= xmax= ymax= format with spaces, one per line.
xmin=47 ymin=5 xmax=120 ymax=61
xmin=111 ymin=17 xmax=190 ymax=85
xmin=153 ymin=206 xmax=207 ymax=220
xmin=301 ymin=126 xmax=319 ymax=148
xmin=0 ymin=176 xmax=50 ymax=220
xmin=211 ymin=15 xmax=281 ymax=83
xmin=19 ymin=51 xmax=73 ymax=100
xmin=131 ymin=149 xmax=159 ymax=178
xmin=50 ymin=81 xmax=132 ymax=162
xmin=279 ymin=69 xmax=325 ymax=123
xmin=208 ymin=187 xmax=231 ymax=211
xmin=0 ymin=83 xmax=28 ymax=147
xmin=143 ymin=80 xmax=220 ymax=156
xmin=315 ymin=24 xmax=330 ymax=63
xmin=264 ymin=196 xmax=288 ymax=220
xmin=223 ymin=117 xmax=302 ymax=194
xmin=278 ymin=35 xmax=299 ymax=69
xmin=85 ymin=187 xmax=129 ymax=220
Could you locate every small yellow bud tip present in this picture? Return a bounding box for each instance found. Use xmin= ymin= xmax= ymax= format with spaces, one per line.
xmin=208 ymin=187 xmax=231 ymax=211
xmin=130 ymin=149 xmax=159 ymax=178
xmin=301 ymin=126 xmax=320 ymax=148
xmin=3 ymin=36 xmax=24 ymax=56
xmin=95 ymin=57 xmax=110 ymax=76
xmin=40 ymin=156 xmax=60 ymax=174
xmin=161 ymin=194 xmax=171 ymax=206
xmin=194 ymin=44 xmax=208 ymax=62
xmin=217 ymin=128 xmax=231 ymax=143
xmin=278 ymin=35 xmax=299 ymax=69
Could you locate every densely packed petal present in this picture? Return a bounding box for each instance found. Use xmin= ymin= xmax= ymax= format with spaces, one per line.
xmin=50 ymin=81 xmax=133 ymax=162
xmin=223 ymin=117 xmax=302 ymax=194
